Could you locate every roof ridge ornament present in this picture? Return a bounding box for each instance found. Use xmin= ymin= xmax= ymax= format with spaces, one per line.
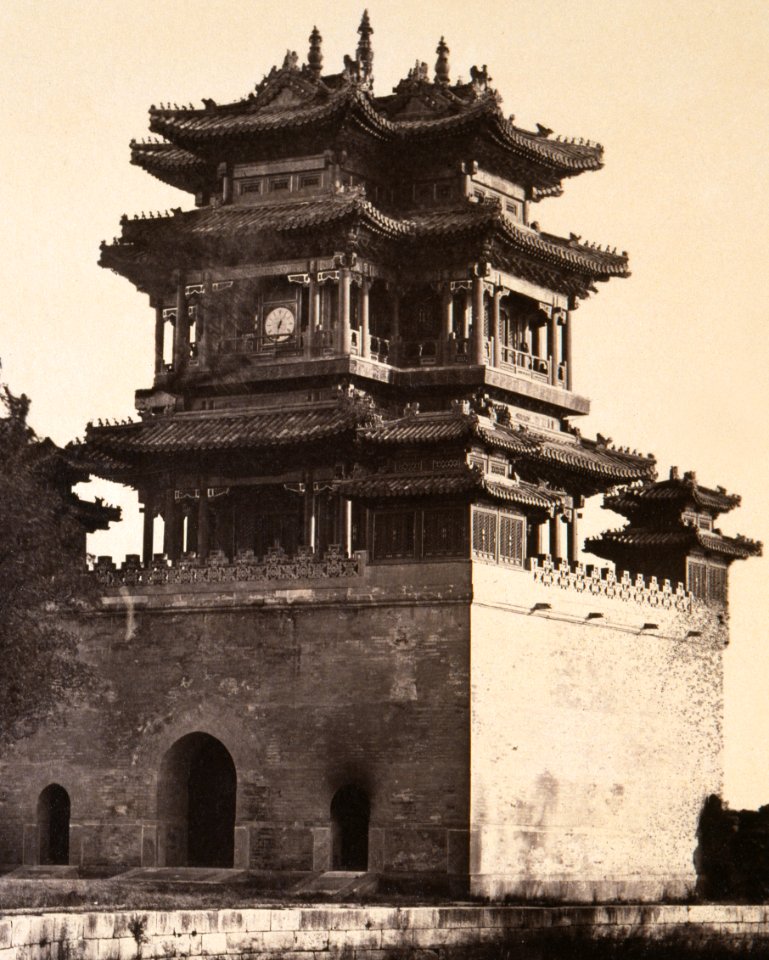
xmin=308 ymin=26 xmax=323 ymax=79
xmin=356 ymin=10 xmax=374 ymax=82
xmin=435 ymin=37 xmax=450 ymax=85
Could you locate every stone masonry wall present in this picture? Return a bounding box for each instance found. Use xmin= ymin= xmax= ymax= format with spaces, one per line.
xmin=0 ymin=562 xmax=471 ymax=878
xmin=2 ymin=904 xmax=769 ymax=960
xmin=469 ymin=562 xmax=725 ymax=901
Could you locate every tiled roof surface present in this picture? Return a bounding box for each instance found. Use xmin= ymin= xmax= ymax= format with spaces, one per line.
xmin=533 ymin=436 xmax=654 ymax=481
xmin=480 ymin=477 xmax=561 ymax=510
xmin=336 ymin=473 xmax=477 ymax=498
xmin=587 ymin=525 xmax=761 ymax=560
xmin=336 ymin=469 xmax=559 ymax=511
xmin=147 ymin=83 xmax=601 ymax=176
xmin=130 ymin=141 xmax=211 ymax=191
xmin=358 ymin=413 xmax=473 ymax=445
xmin=84 ymin=407 xmax=360 ymax=455
xmin=359 ymin=413 xmax=654 ymax=484
xmin=118 ymin=195 xmax=410 ymax=244
xmin=605 ymin=478 xmax=741 ymax=517
xmin=111 ymin=200 xmax=626 ymax=280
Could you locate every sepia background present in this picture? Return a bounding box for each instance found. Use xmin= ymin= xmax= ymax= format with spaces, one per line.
xmin=1 ymin=0 xmax=767 ymax=807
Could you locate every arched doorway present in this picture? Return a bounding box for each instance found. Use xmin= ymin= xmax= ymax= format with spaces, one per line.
xmin=37 ymin=784 xmax=70 ymax=865
xmin=157 ymin=732 xmax=236 ymax=867
xmin=331 ymin=784 xmax=369 ymax=870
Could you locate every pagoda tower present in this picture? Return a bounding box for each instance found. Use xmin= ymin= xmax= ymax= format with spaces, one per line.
xmin=0 ymin=15 xmax=759 ymax=901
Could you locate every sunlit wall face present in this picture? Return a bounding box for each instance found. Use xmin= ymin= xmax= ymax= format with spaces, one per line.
xmin=2 ymin=0 xmax=767 ymax=808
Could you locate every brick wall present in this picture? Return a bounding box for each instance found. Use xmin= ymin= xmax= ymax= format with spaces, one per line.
xmin=0 ymin=562 xmax=471 ymax=878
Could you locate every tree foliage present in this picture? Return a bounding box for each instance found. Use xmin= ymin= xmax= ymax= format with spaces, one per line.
xmin=0 ymin=385 xmax=96 ymax=745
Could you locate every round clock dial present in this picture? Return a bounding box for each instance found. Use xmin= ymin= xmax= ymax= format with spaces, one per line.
xmin=263 ymin=305 xmax=296 ymax=341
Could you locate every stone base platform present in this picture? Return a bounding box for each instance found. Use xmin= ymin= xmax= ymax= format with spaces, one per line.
xmin=2 ymin=904 xmax=769 ymax=959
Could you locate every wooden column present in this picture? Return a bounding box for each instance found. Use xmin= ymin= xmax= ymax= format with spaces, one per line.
xmin=390 ymin=288 xmax=400 ymax=364
xmin=532 ymin=322 xmax=542 ymax=360
xmin=567 ymin=512 xmax=579 ymax=566
xmin=163 ymin=488 xmax=181 ymax=560
xmin=173 ymin=275 xmax=188 ymax=371
xmin=562 ymin=311 xmax=573 ymax=390
xmin=154 ymin=305 xmax=164 ymax=375
xmin=547 ymin=309 xmax=558 ymax=385
xmin=196 ymin=277 xmax=211 ymax=367
xmin=197 ymin=486 xmax=209 ymax=560
xmin=441 ymin=285 xmax=453 ymax=364
xmin=339 ymin=268 xmax=352 ymax=354
xmin=360 ymin=279 xmax=371 ymax=359
xmin=304 ymin=279 xmax=315 ymax=358
xmin=472 ymin=273 xmax=486 ymax=365
xmin=549 ymin=515 xmax=562 ymax=562
xmin=492 ymin=288 xmax=503 ymax=367
xmin=142 ymin=493 xmax=154 ymax=566
xmin=344 ymin=499 xmax=352 ymax=555
xmin=336 ymin=495 xmax=351 ymax=554
xmin=311 ymin=278 xmax=321 ymax=355
xmin=462 ymin=289 xmax=471 ymax=339
xmin=222 ymin=165 xmax=233 ymax=204
xmin=303 ymin=475 xmax=316 ymax=551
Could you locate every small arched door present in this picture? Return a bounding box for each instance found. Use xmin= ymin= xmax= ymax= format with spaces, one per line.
xmin=37 ymin=784 xmax=70 ymax=865
xmin=158 ymin=732 xmax=236 ymax=867
xmin=331 ymin=784 xmax=370 ymax=870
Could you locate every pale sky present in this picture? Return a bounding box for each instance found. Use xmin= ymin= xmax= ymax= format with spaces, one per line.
xmin=1 ymin=0 xmax=768 ymax=807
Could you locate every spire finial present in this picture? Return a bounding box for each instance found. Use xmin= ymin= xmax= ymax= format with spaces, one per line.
xmin=356 ymin=10 xmax=374 ymax=81
xmin=435 ymin=36 xmax=450 ymax=84
xmin=308 ymin=26 xmax=323 ymax=79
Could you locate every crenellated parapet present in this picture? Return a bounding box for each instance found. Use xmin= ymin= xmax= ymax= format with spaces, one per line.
xmin=529 ymin=556 xmax=696 ymax=613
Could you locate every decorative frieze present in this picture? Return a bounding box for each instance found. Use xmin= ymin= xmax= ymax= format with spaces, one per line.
xmin=530 ymin=556 xmax=695 ymax=613
xmin=93 ymin=544 xmax=363 ymax=587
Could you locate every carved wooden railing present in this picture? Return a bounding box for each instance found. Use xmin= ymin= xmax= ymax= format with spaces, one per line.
xmin=530 ymin=557 xmax=695 ymax=613
xmin=498 ymin=345 xmax=551 ymax=381
xmin=93 ymin=545 xmax=364 ymax=588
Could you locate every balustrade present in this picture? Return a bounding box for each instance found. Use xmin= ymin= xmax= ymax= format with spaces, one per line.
xmin=369 ymin=335 xmax=389 ymax=362
xmin=498 ymin=345 xmax=551 ymax=381
xmin=93 ymin=544 xmax=363 ymax=587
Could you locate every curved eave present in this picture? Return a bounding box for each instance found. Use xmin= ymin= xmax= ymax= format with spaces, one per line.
xmin=146 ymin=87 xmax=603 ymax=182
xmin=80 ymin=407 xmax=364 ymax=459
xmin=335 ymin=469 xmax=559 ymax=514
xmin=586 ymin=526 xmax=762 ymax=561
xmin=604 ymin=482 xmax=742 ymax=519
xmin=130 ymin=142 xmax=213 ymax=194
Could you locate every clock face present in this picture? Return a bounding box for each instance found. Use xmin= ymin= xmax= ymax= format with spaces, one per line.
xmin=263 ymin=305 xmax=296 ymax=341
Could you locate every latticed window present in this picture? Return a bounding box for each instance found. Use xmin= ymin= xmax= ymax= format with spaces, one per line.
xmin=422 ymin=507 xmax=468 ymax=558
xmin=472 ymin=508 xmax=498 ymax=561
xmin=373 ymin=510 xmax=416 ymax=560
xmin=472 ymin=506 xmax=525 ymax=566
xmin=687 ymin=560 xmax=707 ymax=599
xmin=499 ymin=513 xmax=524 ymax=566
xmin=707 ymin=564 xmax=727 ymax=602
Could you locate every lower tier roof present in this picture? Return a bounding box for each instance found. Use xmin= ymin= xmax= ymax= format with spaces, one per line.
xmin=586 ymin=525 xmax=762 ymax=562
xmin=73 ymin=404 xmax=656 ymax=496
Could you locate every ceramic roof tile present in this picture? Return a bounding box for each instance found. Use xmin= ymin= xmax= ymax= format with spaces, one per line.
xmin=84 ymin=407 xmax=359 ymax=455
xmin=586 ymin=526 xmax=762 ymax=560
xmin=605 ymin=478 xmax=741 ymax=517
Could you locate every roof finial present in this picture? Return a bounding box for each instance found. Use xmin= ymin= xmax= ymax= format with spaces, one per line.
xmin=356 ymin=10 xmax=373 ymax=81
xmin=435 ymin=36 xmax=450 ymax=84
xmin=308 ymin=26 xmax=323 ymax=79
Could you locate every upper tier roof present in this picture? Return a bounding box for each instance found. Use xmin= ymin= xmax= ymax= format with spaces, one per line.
xmin=134 ymin=24 xmax=603 ymax=195
xmin=101 ymin=193 xmax=628 ymax=295
xmin=604 ymin=468 xmax=742 ymax=519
